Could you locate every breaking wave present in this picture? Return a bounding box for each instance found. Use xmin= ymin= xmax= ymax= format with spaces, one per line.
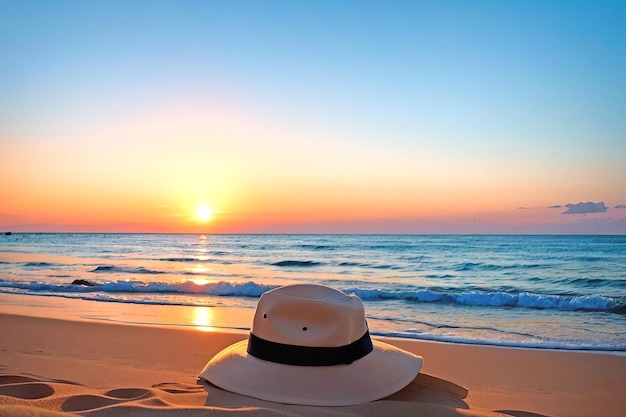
xmin=0 ymin=278 xmax=622 ymax=314
xmin=348 ymin=288 xmax=624 ymax=313
xmin=0 ymin=278 xmax=275 ymax=298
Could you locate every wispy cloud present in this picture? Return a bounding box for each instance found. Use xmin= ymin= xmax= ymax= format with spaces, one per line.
xmin=615 ymin=204 xmax=626 ymax=209
xmin=562 ymin=201 xmax=608 ymax=215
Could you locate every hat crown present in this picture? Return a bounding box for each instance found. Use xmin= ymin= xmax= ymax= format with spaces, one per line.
xmin=251 ymin=284 xmax=368 ymax=348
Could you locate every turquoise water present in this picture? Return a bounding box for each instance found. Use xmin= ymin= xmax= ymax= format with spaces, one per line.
xmin=1 ymin=233 xmax=624 ymax=350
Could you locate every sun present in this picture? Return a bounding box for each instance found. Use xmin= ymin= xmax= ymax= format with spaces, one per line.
xmin=196 ymin=205 xmax=214 ymax=222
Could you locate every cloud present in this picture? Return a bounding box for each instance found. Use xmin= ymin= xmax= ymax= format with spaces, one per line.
xmin=548 ymin=205 xmax=562 ymax=209
xmin=615 ymin=204 xmax=626 ymax=209
xmin=562 ymin=201 xmax=608 ymax=215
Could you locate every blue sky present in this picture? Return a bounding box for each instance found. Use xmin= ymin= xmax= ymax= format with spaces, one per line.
xmin=1 ymin=0 xmax=625 ymax=233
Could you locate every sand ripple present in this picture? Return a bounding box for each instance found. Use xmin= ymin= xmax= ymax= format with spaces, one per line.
xmin=0 ymin=373 xmax=530 ymax=417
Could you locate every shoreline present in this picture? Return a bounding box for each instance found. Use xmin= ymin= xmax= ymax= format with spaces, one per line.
xmin=1 ymin=292 xmax=624 ymax=355
xmin=2 ymin=234 xmax=624 ymax=354
xmin=0 ymin=292 xmax=256 ymax=332
xmin=1 ymin=312 xmax=625 ymax=416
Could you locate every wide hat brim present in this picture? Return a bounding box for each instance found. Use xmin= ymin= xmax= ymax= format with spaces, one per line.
xmin=199 ymin=338 xmax=423 ymax=406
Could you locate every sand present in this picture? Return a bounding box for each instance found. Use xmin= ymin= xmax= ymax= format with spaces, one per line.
xmin=0 ymin=312 xmax=625 ymax=417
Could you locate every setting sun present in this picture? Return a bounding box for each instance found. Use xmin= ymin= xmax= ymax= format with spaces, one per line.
xmin=197 ymin=205 xmax=214 ymax=222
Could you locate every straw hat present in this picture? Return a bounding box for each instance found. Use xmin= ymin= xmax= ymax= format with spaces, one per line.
xmin=199 ymin=284 xmax=423 ymax=406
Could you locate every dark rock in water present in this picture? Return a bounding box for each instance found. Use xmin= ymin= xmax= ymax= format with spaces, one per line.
xmin=4 ymin=232 xmax=11 ymax=236
xmin=71 ymin=279 xmax=97 ymax=287
xmin=91 ymin=265 xmax=114 ymax=272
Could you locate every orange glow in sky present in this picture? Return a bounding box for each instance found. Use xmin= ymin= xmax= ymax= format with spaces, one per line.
xmin=1 ymin=2 xmax=624 ymax=234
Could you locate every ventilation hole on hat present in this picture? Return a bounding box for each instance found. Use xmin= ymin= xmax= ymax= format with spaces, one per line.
xmin=302 ymin=326 xmax=308 ymax=331
xmin=263 ymin=314 xmax=267 ymax=319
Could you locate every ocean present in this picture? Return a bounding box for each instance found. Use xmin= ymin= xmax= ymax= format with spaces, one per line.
xmin=1 ymin=233 xmax=624 ymax=351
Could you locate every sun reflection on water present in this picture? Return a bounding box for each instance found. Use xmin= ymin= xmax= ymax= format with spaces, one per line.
xmin=192 ymin=264 xmax=209 ymax=273
xmin=191 ymin=306 xmax=216 ymax=332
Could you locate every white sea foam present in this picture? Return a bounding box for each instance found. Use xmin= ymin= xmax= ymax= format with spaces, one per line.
xmin=348 ymin=288 xmax=620 ymax=312
xmin=0 ymin=278 xmax=620 ymax=313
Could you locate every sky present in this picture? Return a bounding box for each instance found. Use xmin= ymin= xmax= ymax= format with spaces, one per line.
xmin=1 ymin=0 xmax=625 ymax=234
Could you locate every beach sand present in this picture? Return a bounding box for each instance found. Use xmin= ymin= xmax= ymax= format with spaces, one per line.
xmin=0 ymin=312 xmax=624 ymax=417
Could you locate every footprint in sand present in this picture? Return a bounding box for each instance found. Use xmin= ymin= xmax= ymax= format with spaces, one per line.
xmin=0 ymin=375 xmax=41 ymax=385
xmin=152 ymin=382 xmax=205 ymax=394
xmin=105 ymin=388 xmax=152 ymax=399
xmin=0 ymin=381 xmax=55 ymax=400
xmin=62 ymin=393 xmax=171 ymax=413
xmin=61 ymin=394 xmax=129 ymax=412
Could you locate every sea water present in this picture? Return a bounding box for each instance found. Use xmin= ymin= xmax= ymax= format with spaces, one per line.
xmin=0 ymin=233 xmax=624 ymax=351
